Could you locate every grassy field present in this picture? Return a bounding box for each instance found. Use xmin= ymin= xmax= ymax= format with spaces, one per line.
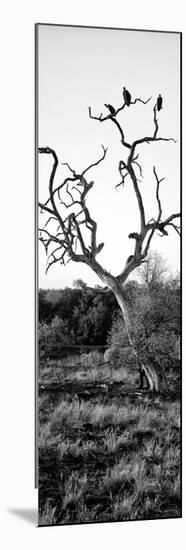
xmin=38 ymin=352 xmax=181 ymax=526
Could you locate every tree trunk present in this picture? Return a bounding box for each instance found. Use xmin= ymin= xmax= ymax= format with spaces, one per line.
xmin=88 ymin=260 xmax=165 ymax=392
xmin=108 ymin=279 xmax=164 ymax=392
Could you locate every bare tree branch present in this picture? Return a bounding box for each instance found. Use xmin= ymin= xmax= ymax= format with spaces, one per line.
xmin=127 ymin=103 xmax=176 ymax=165
xmin=39 ymin=88 xmax=180 ymax=396
xmin=88 ymin=93 xmax=151 ymax=121
xmin=39 ymin=90 xmax=180 ymax=293
xmin=153 ymin=166 xmax=165 ymax=220
xmin=131 ymin=96 xmax=152 ymax=105
xmin=132 ymin=155 xmax=144 ymax=179
xmin=168 ymin=223 xmax=181 ymax=236
xmin=116 ymin=160 xmax=130 ymax=189
xmin=38 ymin=146 xmax=109 ymax=272
xmin=82 ymin=145 xmax=108 ymax=175
xmin=109 ymin=118 xmax=131 ymax=148
xmin=89 ymin=92 xmax=177 ymax=283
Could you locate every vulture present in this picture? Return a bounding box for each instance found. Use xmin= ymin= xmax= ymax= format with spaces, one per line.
xmin=123 ymin=87 xmax=131 ymax=106
xmin=104 ymin=103 xmax=116 ymax=116
xmin=157 ymin=94 xmax=163 ymax=111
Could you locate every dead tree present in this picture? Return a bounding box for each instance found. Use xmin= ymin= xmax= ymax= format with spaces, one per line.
xmin=137 ymin=251 xmax=168 ymax=290
xmin=38 ymin=89 xmax=180 ymax=392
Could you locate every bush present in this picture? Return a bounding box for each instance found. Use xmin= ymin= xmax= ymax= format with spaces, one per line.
xmin=107 ymin=278 xmax=180 ymax=380
xmin=39 ymin=316 xmax=74 ymax=359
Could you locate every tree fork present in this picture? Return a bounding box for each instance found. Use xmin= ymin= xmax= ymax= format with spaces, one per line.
xmin=39 ymin=89 xmax=180 ymax=394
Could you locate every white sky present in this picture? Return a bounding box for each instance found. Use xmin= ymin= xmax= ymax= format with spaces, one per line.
xmin=38 ymin=25 xmax=180 ymax=289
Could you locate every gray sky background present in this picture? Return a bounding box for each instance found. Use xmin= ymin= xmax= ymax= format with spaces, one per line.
xmin=38 ymin=25 xmax=180 ymax=289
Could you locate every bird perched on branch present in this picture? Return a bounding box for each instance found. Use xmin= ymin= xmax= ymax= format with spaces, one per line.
xmin=123 ymin=87 xmax=131 ymax=106
xmin=104 ymin=103 xmax=116 ymax=116
xmin=157 ymin=94 xmax=163 ymax=111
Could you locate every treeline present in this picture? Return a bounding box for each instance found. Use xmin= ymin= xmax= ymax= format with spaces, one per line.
xmin=39 ymin=275 xmax=180 ymax=365
xmin=39 ymin=280 xmax=119 ymax=354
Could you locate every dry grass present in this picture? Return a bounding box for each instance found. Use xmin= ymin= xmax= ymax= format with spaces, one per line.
xmin=38 ymin=354 xmax=181 ymax=526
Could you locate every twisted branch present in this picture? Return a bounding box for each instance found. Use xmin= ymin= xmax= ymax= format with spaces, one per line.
xmin=38 ymin=146 xmax=109 ymax=272
xmin=39 ymin=89 xmax=180 ymax=285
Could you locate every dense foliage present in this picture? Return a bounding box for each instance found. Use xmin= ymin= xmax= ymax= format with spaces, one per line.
xmin=39 ymin=282 xmax=118 ymax=356
xmin=39 ymin=275 xmax=180 ymax=371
